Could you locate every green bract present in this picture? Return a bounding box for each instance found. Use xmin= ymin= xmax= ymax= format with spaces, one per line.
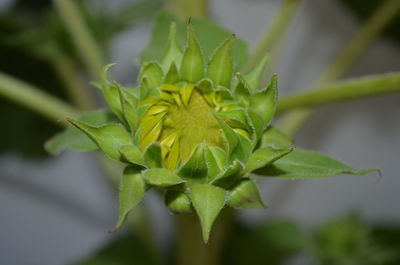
xmin=47 ymin=18 xmax=377 ymax=242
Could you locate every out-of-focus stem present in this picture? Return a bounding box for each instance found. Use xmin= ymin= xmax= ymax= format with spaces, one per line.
xmin=165 ymin=0 xmax=209 ymax=20
xmin=176 ymin=209 xmax=234 ymax=265
xmin=0 ymin=71 xmax=80 ymax=126
xmin=54 ymin=0 xmax=105 ymax=78
xmin=278 ymin=0 xmax=400 ymax=136
xmin=247 ymin=0 xmax=303 ymax=70
xmin=277 ymin=73 xmax=400 ymax=113
xmin=51 ymin=54 xmax=94 ymax=110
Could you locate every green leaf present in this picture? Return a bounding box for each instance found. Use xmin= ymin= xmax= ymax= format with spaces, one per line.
xmin=247 ymin=108 xmax=264 ymax=146
xmin=205 ymin=146 xmax=227 ymax=182
xmin=143 ymin=168 xmax=184 ymax=187
xmin=244 ymin=53 xmax=269 ymax=91
xmin=113 ymin=166 xmax=146 ymax=230
xmin=230 ymin=134 xmax=253 ymax=163
xmin=228 ymin=178 xmax=265 ymax=209
xmin=250 ymin=74 xmax=278 ymax=129
xmin=66 ymin=119 xmax=132 ymax=160
xmin=45 ymin=110 xmax=116 ymax=155
xmin=190 ymin=184 xmax=226 ymax=242
xmin=261 ymin=126 xmax=293 ymax=149
xmin=143 ymin=142 xmax=162 ymax=168
xmin=196 ymin=78 xmax=214 ymax=94
xmin=207 ymin=34 xmax=234 ymax=88
xmin=190 ymin=17 xmax=249 ymax=70
xmin=245 ymin=147 xmax=293 ymax=173
xmin=216 ymin=109 xmax=249 ymax=131
xmin=139 ymin=12 xmax=249 ymax=69
xmin=165 ymin=190 xmax=192 ymax=214
xmin=234 ymin=73 xmax=251 ymax=103
xmin=119 ymin=144 xmax=146 ymax=167
xmin=256 ymin=149 xmax=377 ymax=179
xmin=177 ymin=143 xmax=208 ymax=185
xmin=161 ymin=22 xmax=182 ymax=71
xmin=99 ymin=64 xmax=124 ymax=120
xmin=180 ymin=20 xmax=204 ymax=83
xmin=118 ymin=87 xmax=139 ymax=133
xmin=211 ymin=160 xmax=244 ymax=189
xmin=214 ymin=115 xmax=239 ymax=156
xmin=164 ymin=62 xmax=180 ymax=84
xmin=139 ymin=62 xmax=163 ymax=89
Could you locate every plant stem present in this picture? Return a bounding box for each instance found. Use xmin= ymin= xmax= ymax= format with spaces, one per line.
xmin=0 ymin=71 xmax=80 ymax=125
xmin=277 ymin=73 xmax=400 ymax=113
xmin=176 ymin=209 xmax=234 ymax=265
xmin=247 ymin=0 xmax=303 ymax=70
xmin=278 ymin=0 xmax=400 ymax=136
xmin=165 ymin=0 xmax=209 ymax=20
xmin=54 ymin=0 xmax=105 ymax=78
xmin=51 ymin=54 xmax=95 ymax=110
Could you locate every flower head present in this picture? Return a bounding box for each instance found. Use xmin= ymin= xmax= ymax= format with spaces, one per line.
xmin=66 ymin=20 xmax=289 ymax=242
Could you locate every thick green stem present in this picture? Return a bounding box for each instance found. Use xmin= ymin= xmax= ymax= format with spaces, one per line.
xmin=278 ymin=0 xmax=400 ymax=136
xmin=51 ymin=54 xmax=95 ymax=110
xmin=0 ymin=72 xmax=80 ymax=125
xmin=277 ymin=73 xmax=400 ymax=113
xmin=166 ymin=0 xmax=209 ymax=20
xmin=176 ymin=209 xmax=234 ymax=265
xmin=247 ymin=0 xmax=303 ymax=69
xmin=54 ymin=0 xmax=105 ymax=78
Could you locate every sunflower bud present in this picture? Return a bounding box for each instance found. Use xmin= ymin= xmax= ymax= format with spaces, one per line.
xmin=65 ymin=20 xmax=292 ymax=242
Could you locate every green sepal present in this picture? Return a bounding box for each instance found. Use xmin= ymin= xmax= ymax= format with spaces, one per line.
xmin=143 ymin=142 xmax=162 ymax=168
xmin=139 ymin=77 xmax=151 ymax=100
xmin=143 ymin=168 xmax=184 ymax=187
xmin=99 ymin=64 xmax=124 ymax=120
xmin=119 ymin=144 xmax=146 ymax=167
xmin=245 ymin=146 xmax=293 ymax=174
xmin=227 ymin=178 xmax=265 ymax=209
xmin=164 ymin=62 xmax=180 ymax=84
xmin=214 ymin=115 xmax=239 ymax=157
xmin=244 ymin=53 xmax=269 ymax=92
xmin=234 ymin=73 xmax=251 ymax=104
xmin=216 ymin=109 xmax=249 ymax=131
xmin=250 ymin=74 xmax=278 ymax=129
xmin=246 ymin=108 xmax=264 ymax=147
xmin=207 ymin=34 xmax=235 ymax=88
xmin=205 ymin=146 xmax=227 ymax=182
xmin=261 ymin=126 xmax=293 ymax=149
xmin=112 ymin=166 xmax=146 ymax=231
xmin=190 ymin=184 xmax=226 ymax=243
xmin=196 ymin=78 xmax=214 ymax=94
xmin=45 ymin=109 xmax=117 ymax=155
xmin=255 ymin=149 xmax=378 ymax=179
xmin=67 ymin=119 xmax=132 ymax=161
xmin=215 ymin=86 xmax=234 ymax=100
xmin=180 ymin=21 xmax=205 ymax=83
xmin=177 ymin=143 xmax=208 ymax=185
xmin=230 ymin=134 xmax=252 ymax=163
xmin=161 ymin=22 xmax=182 ymax=71
xmin=211 ymin=160 xmax=244 ymax=189
xmin=118 ymin=87 xmax=139 ymax=133
xmin=165 ymin=190 xmax=192 ymax=214
xmin=139 ymin=62 xmax=163 ymax=90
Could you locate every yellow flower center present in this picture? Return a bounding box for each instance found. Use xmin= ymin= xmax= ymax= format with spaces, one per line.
xmin=137 ymin=83 xmax=249 ymax=170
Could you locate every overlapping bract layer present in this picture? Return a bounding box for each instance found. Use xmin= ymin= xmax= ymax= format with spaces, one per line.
xmin=65 ymin=21 xmax=285 ymax=241
xmin=49 ymin=20 xmax=375 ymax=242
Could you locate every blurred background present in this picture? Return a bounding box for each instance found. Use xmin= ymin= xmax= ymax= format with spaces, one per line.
xmin=0 ymin=0 xmax=399 ymax=264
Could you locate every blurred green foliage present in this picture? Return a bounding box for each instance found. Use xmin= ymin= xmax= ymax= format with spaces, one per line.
xmin=339 ymin=0 xmax=400 ymax=43
xmin=72 ymin=233 xmax=157 ymax=265
xmin=72 ymin=214 xmax=400 ymax=265
xmin=0 ymin=0 xmax=162 ymax=157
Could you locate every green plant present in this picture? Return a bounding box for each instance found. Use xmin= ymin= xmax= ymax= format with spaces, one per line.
xmin=1 ymin=0 xmax=399 ymax=264
xmin=46 ymin=16 xmax=377 ymax=243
